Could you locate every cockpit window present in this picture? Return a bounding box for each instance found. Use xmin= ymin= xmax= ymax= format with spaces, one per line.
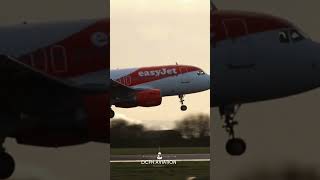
xmin=279 ymin=29 xmax=305 ymax=44
xmin=290 ymin=29 xmax=304 ymax=42
xmin=197 ymin=70 xmax=206 ymax=75
xmin=279 ymin=31 xmax=290 ymax=43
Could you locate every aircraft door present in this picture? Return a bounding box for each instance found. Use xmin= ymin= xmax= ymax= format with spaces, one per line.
xmin=223 ymin=19 xmax=255 ymax=69
xmin=30 ymin=49 xmax=48 ymax=72
xmin=50 ymin=45 xmax=68 ymax=73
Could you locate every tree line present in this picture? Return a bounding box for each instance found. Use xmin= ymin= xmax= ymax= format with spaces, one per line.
xmin=110 ymin=114 xmax=210 ymax=148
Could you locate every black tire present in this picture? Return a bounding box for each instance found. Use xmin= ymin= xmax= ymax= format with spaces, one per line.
xmin=226 ymin=138 xmax=246 ymax=156
xmin=0 ymin=152 xmax=15 ymax=179
xmin=180 ymin=105 xmax=187 ymax=111
xmin=110 ymin=109 xmax=115 ymax=118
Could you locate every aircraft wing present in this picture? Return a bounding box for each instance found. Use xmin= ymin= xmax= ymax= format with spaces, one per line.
xmin=0 ymin=55 xmax=105 ymax=113
xmin=110 ymin=79 xmax=150 ymax=104
xmin=0 ymin=55 xmax=108 ymax=92
xmin=111 ymin=79 xmax=136 ymax=93
xmin=110 ymin=79 xmax=162 ymax=108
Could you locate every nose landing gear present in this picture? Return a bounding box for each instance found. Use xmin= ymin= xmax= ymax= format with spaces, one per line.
xmin=226 ymin=138 xmax=246 ymax=156
xmin=0 ymin=139 xmax=15 ymax=179
xmin=220 ymin=105 xmax=246 ymax=156
xmin=179 ymin=95 xmax=187 ymax=111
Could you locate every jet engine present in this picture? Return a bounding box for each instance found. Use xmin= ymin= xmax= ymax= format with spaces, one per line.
xmin=115 ymin=89 xmax=162 ymax=108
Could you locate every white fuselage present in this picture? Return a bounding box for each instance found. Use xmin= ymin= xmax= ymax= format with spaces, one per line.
xmin=111 ymin=66 xmax=210 ymax=97
xmin=0 ymin=20 xmax=96 ymax=57
xmin=211 ymin=29 xmax=320 ymax=106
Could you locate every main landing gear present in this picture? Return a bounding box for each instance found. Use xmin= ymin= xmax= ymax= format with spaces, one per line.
xmin=110 ymin=108 xmax=115 ymax=118
xmin=179 ymin=95 xmax=187 ymax=111
xmin=219 ymin=104 xmax=246 ymax=156
xmin=0 ymin=139 xmax=15 ymax=179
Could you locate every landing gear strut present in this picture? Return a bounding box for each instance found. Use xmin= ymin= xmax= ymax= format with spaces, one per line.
xmin=110 ymin=108 xmax=115 ymax=118
xmin=179 ymin=95 xmax=187 ymax=111
xmin=0 ymin=139 xmax=15 ymax=179
xmin=219 ymin=105 xmax=246 ymax=156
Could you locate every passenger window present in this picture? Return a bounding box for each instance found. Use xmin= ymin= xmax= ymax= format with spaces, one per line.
xmin=279 ymin=31 xmax=289 ymax=43
xmin=290 ymin=29 xmax=304 ymax=42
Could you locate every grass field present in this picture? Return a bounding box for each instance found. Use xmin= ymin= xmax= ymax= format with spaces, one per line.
xmin=111 ymin=147 xmax=210 ymax=155
xmin=111 ymin=161 xmax=210 ymax=180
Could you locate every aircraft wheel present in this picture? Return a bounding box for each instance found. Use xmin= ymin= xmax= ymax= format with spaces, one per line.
xmin=180 ymin=105 xmax=187 ymax=111
xmin=110 ymin=109 xmax=115 ymax=118
xmin=226 ymin=138 xmax=246 ymax=156
xmin=0 ymin=152 xmax=15 ymax=179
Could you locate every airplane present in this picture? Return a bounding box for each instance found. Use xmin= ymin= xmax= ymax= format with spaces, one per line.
xmin=0 ymin=18 xmax=109 ymax=179
xmin=211 ymin=2 xmax=320 ymax=156
xmin=110 ymin=65 xmax=210 ymax=118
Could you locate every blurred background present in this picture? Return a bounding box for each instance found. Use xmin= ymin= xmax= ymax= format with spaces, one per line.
xmin=212 ymin=1 xmax=320 ymax=180
xmin=0 ymin=0 xmax=108 ymax=179
xmin=111 ymin=114 xmax=210 ymax=148
xmin=0 ymin=0 xmax=107 ymax=24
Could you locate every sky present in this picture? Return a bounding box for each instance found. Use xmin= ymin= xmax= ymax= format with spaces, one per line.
xmin=111 ymin=0 xmax=210 ymax=129
xmin=0 ymin=0 xmax=109 ymax=180
xmin=212 ymin=1 xmax=320 ymax=180
xmin=0 ymin=0 xmax=108 ymax=24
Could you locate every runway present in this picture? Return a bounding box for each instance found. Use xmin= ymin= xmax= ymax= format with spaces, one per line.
xmin=110 ymin=153 xmax=210 ymax=163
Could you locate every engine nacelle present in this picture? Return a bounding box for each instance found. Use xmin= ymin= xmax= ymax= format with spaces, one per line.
xmin=14 ymin=93 xmax=110 ymax=147
xmin=115 ymin=89 xmax=162 ymax=108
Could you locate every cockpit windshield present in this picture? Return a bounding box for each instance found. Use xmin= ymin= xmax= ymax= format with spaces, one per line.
xmin=279 ymin=31 xmax=290 ymax=43
xmin=279 ymin=29 xmax=305 ymax=43
xmin=289 ymin=29 xmax=304 ymax=42
xmin=197 ymin=70 xmax=206 ymax=75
